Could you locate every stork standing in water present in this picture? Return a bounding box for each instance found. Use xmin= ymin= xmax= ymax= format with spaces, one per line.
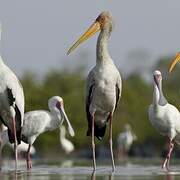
xmin=0 ymin=23 xmax=24 ymax=170
xmin=21 ymin=96 xmax=74 ymax=169
xmin=67 ymin=11 xmax=122 ymax=171
xmin=148 ymin=70 xmax=180 ymax=170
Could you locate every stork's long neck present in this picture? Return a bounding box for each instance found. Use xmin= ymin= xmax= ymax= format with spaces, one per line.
xmin=96 ymin=29 xmax=111 ymax=64
xmin=153 ymin=79 xmax=167 ymax=106
xmin=158 ymin=80 xmax=167 ymax=106
xmin=49 ymin=107 xmax=63 ymax=130
xmin=153 ymin=82 xmax=159 ymax=106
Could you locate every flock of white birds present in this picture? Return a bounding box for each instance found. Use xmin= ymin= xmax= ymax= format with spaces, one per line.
xmin=0 ymin=10 xmax=180 ymax=172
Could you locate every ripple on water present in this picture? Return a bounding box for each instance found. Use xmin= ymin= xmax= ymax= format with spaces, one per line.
xmin=2 ymin=160 xmax=180 ymax=179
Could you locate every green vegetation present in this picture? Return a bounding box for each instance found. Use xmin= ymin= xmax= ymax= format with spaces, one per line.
xmin=17 ymin=56 xmax=180 ymax=154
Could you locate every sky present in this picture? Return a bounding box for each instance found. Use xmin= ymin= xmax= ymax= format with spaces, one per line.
xmin=0 ymin=0 xmax=180 ymax=78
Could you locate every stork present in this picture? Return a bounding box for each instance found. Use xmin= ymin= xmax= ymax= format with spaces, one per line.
xmin=0 ymin=23 xmax=24 ymax=170
xmin=67 ymin=11 xmax=122 ymax=171
xmin=21 ymin=96 xmax=74 ymax=169
xmin=148 ymin=70 xmax=180 ymax=170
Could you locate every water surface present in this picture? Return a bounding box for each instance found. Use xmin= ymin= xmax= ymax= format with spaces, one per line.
xmin=1 ymin=158 xmax=180 ymax=180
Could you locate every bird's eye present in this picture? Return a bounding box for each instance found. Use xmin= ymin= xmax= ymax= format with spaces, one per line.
xmin=56 ymin=101 xmax=61 ymax=109
xmin=56 ymin=101 xmax=63 ymax=109
xmin=99 ymin=17 xmax=105 ymax=24
xmin=96 ymin=16 xmax=105 ymax=25
xmin=156 ymin=74 xmax=161 ymax=80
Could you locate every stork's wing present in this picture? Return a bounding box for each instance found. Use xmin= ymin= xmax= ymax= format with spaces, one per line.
xmin=5 ymin=86 xmax=23 ymax=144
xmin=86 ymin=70 xmax=95 ymax=134
xmin=6 ymin=87 xmax=22 ymax=126
xmin=6 ymin=87 xmax=15 ymax=106
xmin=115 ymin=74 xmax=122 ymax=110
xmin=4 ymin=66 xmax=25 ymax=130
xmin=0 ymin=27 xmax=24 ymax=124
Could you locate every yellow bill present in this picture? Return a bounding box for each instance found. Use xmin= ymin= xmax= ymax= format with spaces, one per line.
xmin=67 ymin=21 xmax=101 ymax=55
xmin=169 ymin=52 xmax=180 ymax=73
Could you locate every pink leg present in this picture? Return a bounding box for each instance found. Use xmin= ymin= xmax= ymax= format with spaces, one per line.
xmin=109 ymin=112 xmax=115 ymax=172
xmin=26 ymin=144 xmax=32 ymax=169
xmin=162 ymin=137 xmax=174 ymax=170
xmin=166 ymin=143 xmax=174 ymax=170
xmin=91 ymin=112 xmax=96 ymax=171
xmin=12 ymin=118 xmax=18 ymax=171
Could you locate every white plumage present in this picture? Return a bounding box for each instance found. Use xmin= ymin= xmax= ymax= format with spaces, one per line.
xmin=0 ymin=23 xmax=24 ymax=170
xmin=21 ymin=96 xmax=74 ymax=169
xmin=148 ymin=70 xmax=180 ymax=170
xmin=0 ymin=129 xmax=36 ymax=155
xmin=67 ymin=11 xmax=122 ymax=172
xmin=59 ymin=125 xmax=74 ymax=154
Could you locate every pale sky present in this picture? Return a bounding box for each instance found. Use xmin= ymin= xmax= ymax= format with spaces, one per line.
xmin=0 ymin=0 xmax=180 ymax=77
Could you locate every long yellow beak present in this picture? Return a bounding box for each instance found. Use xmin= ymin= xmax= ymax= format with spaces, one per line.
xmin=169 ymin=52 xmax=180 ymax=73
xmin=67 ymin=21 xmax=101 ymax=55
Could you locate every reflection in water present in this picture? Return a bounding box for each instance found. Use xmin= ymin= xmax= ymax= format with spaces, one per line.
xmin=91 ymin=171 xmax=96 ymax=180
xmin=60 ymin=160 xmax=73 ymax=168
xmin=91 ymin=171 xmax=114 ymax=180
xmin=1 ymin=159 xmax=180 ymax=180
xmin=165 ymin=173 xmax=174 ymax=180
xmin=1 ymin=171 xmax=18 ymax=180
xmin=108 ymin=173 xmax=114 ymax=180
xmin=59 ymin=160 xmax=74 ymax=180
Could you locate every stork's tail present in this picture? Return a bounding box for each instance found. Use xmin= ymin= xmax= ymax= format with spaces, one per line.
xmin=87 ymin=124 xmax=107 ymax=141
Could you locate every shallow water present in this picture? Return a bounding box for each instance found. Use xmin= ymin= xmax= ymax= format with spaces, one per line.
xmin=1 ymin=158 xmax=180 ymax=180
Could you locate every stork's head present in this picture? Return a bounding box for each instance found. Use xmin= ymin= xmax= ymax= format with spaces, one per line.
xmin=95 ymin=11 xmax=114 ymax=32
xmin=169 ymin=52 xmax=180 ymax=73
xmin=153 ymin=70 xmax=162 ymax=87
xmin=67 ymin=11 xmax=114 ymax=55
xmin=48 ymin=96 xmax=74 ymax=137
xmin=48 ymin=96 xmax=63 ymax=110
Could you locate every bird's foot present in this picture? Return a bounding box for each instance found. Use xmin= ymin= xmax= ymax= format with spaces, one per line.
xmin=162 ymin=157 xmax=168 ymax=169
xmin=166 ymin=163 xmax=170 ymax=171
xmin=162 ymin=163 xmax=167 ymax=170
xmin=162 ymin=161 xmax=170 ymax=171
xmin=26 ymin=160 xmax=32 ymax=170
xmin=112 ymin=166 xmax=115 ymax=172
xmin=93 ymin=166 xmax=96 ymax=172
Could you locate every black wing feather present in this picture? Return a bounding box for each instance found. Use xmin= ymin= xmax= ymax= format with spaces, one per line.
xmin=6 ymin=88 xmax=15 ymax=106
xmin=5 ymin=87 xmax=21 ymax=144
xmin=86 ymin=84 xmax=94 ymax=136
xmin=86 ymin=84 xmax=107 ymax=141
xmin=115 ymin=84 xmax=120 ymax=110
